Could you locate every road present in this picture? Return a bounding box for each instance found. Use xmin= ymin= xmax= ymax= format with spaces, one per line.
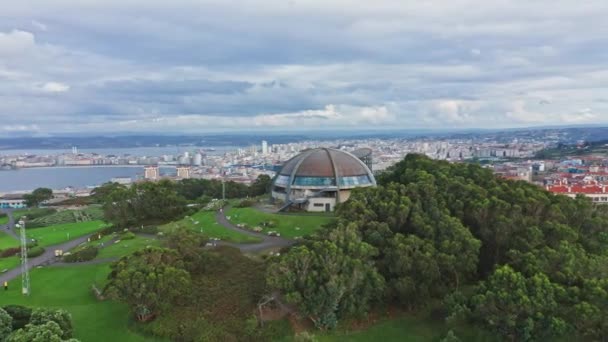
xmin=0 ymin=206 xmax=296 ymax=284
xmin=215 ymin=207 xmax=295 ymax=253
xmin=0 ymin=209 xmax=19 ymax=240
xmin=0 ymin=235 xmax=91 ymax=284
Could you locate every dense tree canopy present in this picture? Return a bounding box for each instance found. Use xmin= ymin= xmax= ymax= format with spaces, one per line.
xmin=268 ymin=154 xmax=608 ymax=339
xmin=101 ymin=180 xmax=187 ymax=227
xmin=104 ymin=247 xmax=191 ymax=322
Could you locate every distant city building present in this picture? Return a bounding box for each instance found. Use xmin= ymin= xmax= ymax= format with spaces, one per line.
xmin=262 ymin=140 xmax=268 ymax=155
xmin=144 ymin=166 xmax=159 ymax=180
xmin=176 ymin=166 xmax=191 ymax=179
xmin=272 ymin=148 xmax=376 ymax=212
xmin=193 ymin=153 xmax=203 ymax=166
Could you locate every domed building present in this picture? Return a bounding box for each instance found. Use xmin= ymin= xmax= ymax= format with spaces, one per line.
xmin=272 ymin=148 xmax=376 ymax=212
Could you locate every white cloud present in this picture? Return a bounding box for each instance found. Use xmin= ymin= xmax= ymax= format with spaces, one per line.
xmin=0 ymin=30 xmax=35 ymax=56
xmin=40 ymin=82 xmax=70 ymax=93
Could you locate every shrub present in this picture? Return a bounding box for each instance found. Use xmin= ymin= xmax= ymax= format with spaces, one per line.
xmin=0 ymin=308 xmax=12 ymax=341
xmin=237 ymin=199 xmax=256 ymax=208
xmin=29 ymin=308 xmax=74 ymax=339
xmin=99 ymin=225 xmax=120 ymax=235
xmin=63 ymin=246 xmax=98 ymax=263
xmin=2 ymin=305 xmax=32 ymax=330
xmin=120 ymin=232 xmax=136 ymax=240
xmin=0 ymin=248 xmax=20 ymax=258
xmin=26 ymin=247 xmax=45 ymax=258
xmin=25 ymin=241 xmax=38 ymax=249
xmin=139 ymin=226 xmax=158 ymax=234
xmin=17 ymin=208 xmax=56 ymax=221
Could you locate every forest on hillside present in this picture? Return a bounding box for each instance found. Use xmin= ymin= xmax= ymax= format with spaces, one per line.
xmin=268 ymin=154 xmax=608 ymax=341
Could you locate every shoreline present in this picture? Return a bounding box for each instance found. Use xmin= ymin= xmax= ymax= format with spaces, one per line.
xmin=2 ymin=164 xmax=179 ymax=171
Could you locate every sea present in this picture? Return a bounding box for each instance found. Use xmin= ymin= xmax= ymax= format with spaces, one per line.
xmin=0 ymin=146 xmax=238 ymax=193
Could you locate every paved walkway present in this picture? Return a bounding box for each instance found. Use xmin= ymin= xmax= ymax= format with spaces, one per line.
xmin=0 ymin=209 xmax=19 ymax=240
xmin=0 ymin=206 xmax=298 ymax=283
xmin=215 ymin=207 xmax=295 ymax=253
xmin=0 ymin=235 xmax=91 ymax=284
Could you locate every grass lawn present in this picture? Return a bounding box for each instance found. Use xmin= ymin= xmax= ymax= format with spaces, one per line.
xmin=0 ymin=263 xmax=164 ymax=341
xmin=0 ymin=231 xmax=18 ymax=250
xmin=0 ymin=215 xmax=8 ymax=225
xmin=26 ymin=220 xmax=109 ymax=247
xmin=226 ymin=207 xmax=334 ymax=238
xmin=97 ymin=235 xmax=161 ymax=259
xmin=0 ymin=256 xmax=19 ymax=272
xmin=160 ymin=210 xmax=262 ymax=244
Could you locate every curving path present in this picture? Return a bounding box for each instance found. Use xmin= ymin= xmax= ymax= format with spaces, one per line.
xmin=215 ymin=207 xmax=296 ymax=253
xmin=0 ymin=235 xmax=92 ymax=284
xmin=0 ymin=209 xmax=19 ymax=240
xmin=0 ymin=206 xmax=298 ymax=283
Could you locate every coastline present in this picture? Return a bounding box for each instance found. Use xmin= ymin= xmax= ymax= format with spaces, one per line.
xmin=2 ymin=164 xmax=178 ymax=171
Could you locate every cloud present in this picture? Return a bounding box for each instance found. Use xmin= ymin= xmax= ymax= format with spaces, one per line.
xmin=0 ymin=30 xmax=35 ymax=56
xmin=0 ymin=1 xmax=608 ymax=133
xmin=40 ymin=82 xmax=70 ymax=93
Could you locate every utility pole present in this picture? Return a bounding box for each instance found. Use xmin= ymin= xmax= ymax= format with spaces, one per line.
xmin=222 ymin=179 xmax=226 ymax=201
xmin=18 ymin=218 xmax=30 ymax=296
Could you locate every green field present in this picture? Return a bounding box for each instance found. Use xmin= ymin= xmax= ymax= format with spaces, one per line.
xmin=161 ymin=210 xmax=262 ymax=243
xmin=0 ymin=256 xmax=19 ymax=272
xmin=0 ymin=215 xmax=8 ymax=225
xmin=226 ymin=207 xmax=333 ymax=238
xmin=97 ymin=235 xmax=161 ymax=259
xmin=0 ymin=231 xmax=18 ymax=250
xmin=0 ymin=263 xmax=163 ymax=342
xmin=26 ymin=221 xmax=109 ymax=247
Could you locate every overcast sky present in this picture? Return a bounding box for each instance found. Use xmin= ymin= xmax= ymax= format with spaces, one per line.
xmin=2 ymin=0 xmax=608 ymax=135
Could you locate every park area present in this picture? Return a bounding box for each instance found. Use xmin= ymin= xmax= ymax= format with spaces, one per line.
xmin=226 ymin=207 xmax=334 ymax=238
xmin=160 ymin=210 xmax=262 ymax=243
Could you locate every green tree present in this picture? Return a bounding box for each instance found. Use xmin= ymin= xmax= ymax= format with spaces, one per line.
xmin=267 ymin=223 xmax=384 ymax=330
xmin=6 ymin=321 xmax=79 ymax=342
xmin=469 ymin=266 xmax=566 ymax=341
xmin=29 ymin=308 xmax=73 ymax=339
xmin=162 ymin=226 xmax=207 ymax=272
xmin=249 ymin=174 xmax=272 ymax=197
xmin=0 ymin=307 xmax=13 ymax=341
xmin=104 ymin=247 xmax=191 ymax=322
xmin=23 ymin=188 xmax=53 ymax=207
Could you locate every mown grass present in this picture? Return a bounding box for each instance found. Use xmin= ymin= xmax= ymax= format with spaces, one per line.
xmin=0 ymin=256 xmax=19 ymax=272
xmin=226 ymin=207 xmax=334 ymax=238
xmin=0 ymin=215 xmax=8 ymax=225
xmin=0 ymin=231 xmax=18 ymax=250
xmin=97 ymin=235 xmax=161 ymax=259
xmin=160 ymin=210 xmax=262 ymax=244
xmin=0 ymin=263 xmax=165 ymax=342
xmin=26 ymin=221 xmax=109 ymax=247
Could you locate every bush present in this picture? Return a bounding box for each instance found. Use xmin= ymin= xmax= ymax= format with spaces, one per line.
xmin=120 ymin=232 xmax=136 ymax=240
xmin=2 ymin=305 xmax=32 ymax=330
xmin=139 ymin=226 xmax=158 ymax=234
xmin=0 ymin=248 xmax=20 ymax=258
xmin=29 ymin=308 xmax=74 ymax=339
xmin=63 ymin=246 xmax=98 ymax=263
xmin=25 ymin=241 xmax=38 ymax=249
xmin=237 ymin=199 xmax=256 ymax=208
xmin=16 ymin=208 xmax=56 ymax=221
xmin=26 ymin=247 xmax=45 ymax=258
xmin=0 ymin=308 xmax=12 ymax=341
